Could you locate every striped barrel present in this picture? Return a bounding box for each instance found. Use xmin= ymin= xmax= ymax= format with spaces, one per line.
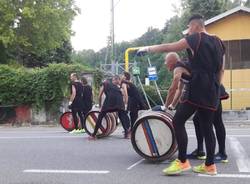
xmin=84 ymin=110 xmax=118 ymax=138
xmin=59 ymin=111 xmax=81 ymax=132
xmin=131 ymin=110 xmax=177 ymax=162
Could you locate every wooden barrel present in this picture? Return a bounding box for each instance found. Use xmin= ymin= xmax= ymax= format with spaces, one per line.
xmin=59 ymin=111 xmax=81 ymax=132
xmin=131 ymin=110 xmax=177 ymax=162
xmin=84 ymin=110 xmax=118 ymax=138
xmin=108 ymin=112 xmax=118 ymax=135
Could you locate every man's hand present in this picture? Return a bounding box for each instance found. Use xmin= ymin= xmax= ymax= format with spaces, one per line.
xmin=125 ymin=104 xmax=128 ymax=111
xmin=136 ymin=47 xmax=150 ymax=56
xmin=68 ymin=101 xmax=72 ymax=109
xmin=168 ymin=104 xmax=175 ymax=111
xmin=160 ymin=105 xmax=166 ymax=111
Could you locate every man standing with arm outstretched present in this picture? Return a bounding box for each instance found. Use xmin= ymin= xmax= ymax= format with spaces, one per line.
xmin=137 ymin=14 xmax=225 ymax=176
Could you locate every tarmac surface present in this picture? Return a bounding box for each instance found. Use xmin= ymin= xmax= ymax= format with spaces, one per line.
xmin=0 ymin=123 xmax=250 ymax=184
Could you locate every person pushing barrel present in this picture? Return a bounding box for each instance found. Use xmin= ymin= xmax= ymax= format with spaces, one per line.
xmin=88 ymin=75 xmax=131 ymax=140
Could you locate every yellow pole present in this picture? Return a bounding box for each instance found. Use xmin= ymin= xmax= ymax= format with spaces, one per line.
xmin=124 ymin=47 xmax=140 ymax=72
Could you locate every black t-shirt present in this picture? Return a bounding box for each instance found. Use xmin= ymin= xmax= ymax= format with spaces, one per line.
xmin=71 ymin=81 xmax=84 ymax=109
xmin=183 ymin=32 xmax=225 ymax=110
xmin=174 ymin=60 xmax=192 ymax=74
xmin=82 ymin=85 xmax=93 ymax=113
xmin=186 ymin=32 xmax=225 ymax=73
xmin=121 ymin=80 xmax=146 ymax=110
xmin=101 ymin=81 xmax=125 ymax=112
xmin=220 ymin=84 xmax=229 ymax=100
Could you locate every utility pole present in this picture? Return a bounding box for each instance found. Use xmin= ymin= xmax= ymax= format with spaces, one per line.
xmin=111 ymin=0 xmax=116 ymax=74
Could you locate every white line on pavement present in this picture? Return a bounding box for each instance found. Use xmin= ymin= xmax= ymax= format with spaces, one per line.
xmin=229 ymin=137 xmax=250 ymax=172
xmin=198 ymin=174 xmax=250 ymax=178
xmin=188 ymin=135 xmax=250 ymax=138
xmin=228 ymin=135 xmax=250 ymax=137
xmin=23 ymin=169 xmax=110 ymax=174
xmin=0 ymin=131 xmax=65 ymax=134
xmin=127 ymin=159 xmax=145 ymax=170
xmin=0 ymin=136 xmax=83 ymax=139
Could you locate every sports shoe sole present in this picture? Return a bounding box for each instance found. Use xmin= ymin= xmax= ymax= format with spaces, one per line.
xmin=214 ymin=159 xmax=228 ymax=163
xmin=163 ymin=166 xmax=191 ymax=176
xmin=192 ymin=168 xmax=217 ymax=175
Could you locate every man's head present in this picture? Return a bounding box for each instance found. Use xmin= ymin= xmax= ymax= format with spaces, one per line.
xmin=81 ymin=76 xmax=88 ymax=85
xmin=112 ymin=75 xmax=121 ymax=85
xmin=187 ymin=14 xmax=205 ymax=35
xmin=70 ymin=73 xmax=78 ymax=82
xmin=122 ymin=72 xmax=131 ymax=81
xmin=164 ymin=52 xmax=180 ymax=72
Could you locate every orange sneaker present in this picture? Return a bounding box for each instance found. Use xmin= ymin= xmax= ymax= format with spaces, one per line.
xmin=162 ymin=159 xmax=191 ymax=175
xmin=193 ymin=163 xmax=217 ymax=175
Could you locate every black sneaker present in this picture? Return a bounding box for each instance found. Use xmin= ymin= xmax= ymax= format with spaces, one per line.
xmin=124 ymin=129 xmax=131 ymax=139
xmin=187 ymin=149 xmax=206 ymax=160
xmin=214 ymin=152 xmax=228 ymax=163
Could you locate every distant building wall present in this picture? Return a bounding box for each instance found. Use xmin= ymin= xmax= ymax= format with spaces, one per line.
xmin=206 ymin=11 xmax=250 ymax=110
xmin=222 ymin=69 xmax=250 ymax=110
xmin=206 ymin=12 xmax=250 ymax=41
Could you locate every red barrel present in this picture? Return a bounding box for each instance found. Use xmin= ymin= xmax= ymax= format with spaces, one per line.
xmin=131 ymin=110 xmax=177 ymax=162
xmin=59 ymin=112 xmax=81 ymax=131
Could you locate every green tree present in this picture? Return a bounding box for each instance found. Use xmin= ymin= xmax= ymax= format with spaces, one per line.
xmin=181 ymin=0 xmax=228 ymax=20
xmin=246 ymin=0 xmax=250 ymax=7
xmin=72 ymin=49 xmax=98 ymax=68
xmin=0 ymin=0 xmax=79 ymax=66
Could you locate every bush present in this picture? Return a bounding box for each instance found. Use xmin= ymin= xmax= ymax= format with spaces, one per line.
xmin=0 ymin=64 xmax=97 ymax=112
xmin=138 ymin=85 xmax=168 ymax=107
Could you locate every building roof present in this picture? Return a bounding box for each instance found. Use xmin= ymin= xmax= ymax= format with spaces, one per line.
xmin=182 ymin=6 xmax=250 ymax=35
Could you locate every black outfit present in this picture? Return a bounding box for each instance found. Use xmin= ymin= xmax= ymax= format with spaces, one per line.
xmin=173 ymin=32 xmax=225 ymax=166
xmin=193 ymin=85 xmax=229 ymax=155
xmin=70 ymin=81 xmax=84 ymax=129
xmin=152 ymin=60 xmax=191 ymax=112
xmin=92 ymin=81 xmax=130 ymax=136
xmin=174 ymin=60 xmax=192 ymax=74
xmin=121 ymin=80 xmax=147 ymax=128
xmin=82 ymin=85 xmax=93 ymax=115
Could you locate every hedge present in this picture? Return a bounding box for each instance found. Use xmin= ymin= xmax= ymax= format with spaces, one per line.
xmin=0 ymin=64 xmax=102 ymax=112
xmin=138 ymin=85 xmax=168 ymax=107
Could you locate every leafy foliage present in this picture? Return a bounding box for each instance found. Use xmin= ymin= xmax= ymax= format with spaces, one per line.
xmin=181 ymin=0 xmax=228 ymax=20
xmin=0 ymin=64 xmax=94 ymax=112
xmin=0 ymin=0 xmax=78 ymax=67
xmin=137 ymin=85 xmax=168 ymax=107
xmin=72 ymin=49 xmax=98 ymax=68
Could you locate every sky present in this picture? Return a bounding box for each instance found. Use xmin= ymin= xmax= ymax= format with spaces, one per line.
xmin=71 ymin=0 xmax=180 ymax=52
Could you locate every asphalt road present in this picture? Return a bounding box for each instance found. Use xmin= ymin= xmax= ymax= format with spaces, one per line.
xmin=0 ymin=123 xmax=250 ymax=184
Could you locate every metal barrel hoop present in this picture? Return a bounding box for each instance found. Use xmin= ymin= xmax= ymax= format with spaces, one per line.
xmin=59 ymin=111 xmax=81 ymax=132
xmin=107 ymin=112 xmax=118 ymax=135
xmin=84 ymin=110 xmax=113 ymax=138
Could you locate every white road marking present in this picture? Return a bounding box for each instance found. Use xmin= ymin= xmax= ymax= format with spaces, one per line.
xmin=229 ymin=137 xmax=250 ymax=172
xmin=23 ymin=169 xmax=110 ymax=174
xmin=0 ymin=130 xmax=65 ymax=133
xmin=188 ymin=135 xmax=250 ymax=138
xmin=199 ymin=174 xmax=250 ymax=178
xmin=127 ymin=159 xmax=145 ymax=170
xmin=229 ymin=135 xmax=250 ymax=138
xmin=0 ymin=136 xmax=83 ymax=139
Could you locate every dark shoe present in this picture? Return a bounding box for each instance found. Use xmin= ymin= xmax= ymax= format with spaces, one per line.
xmin=187 ymin=149 xmax=206 ymax=160
xmin=214 ymin=152 xmax=228 ymax=163
xmin=124 ymin=129 xmax=131 ymax=139
xmin=88 ymin=135 xmax=97 ymax=141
